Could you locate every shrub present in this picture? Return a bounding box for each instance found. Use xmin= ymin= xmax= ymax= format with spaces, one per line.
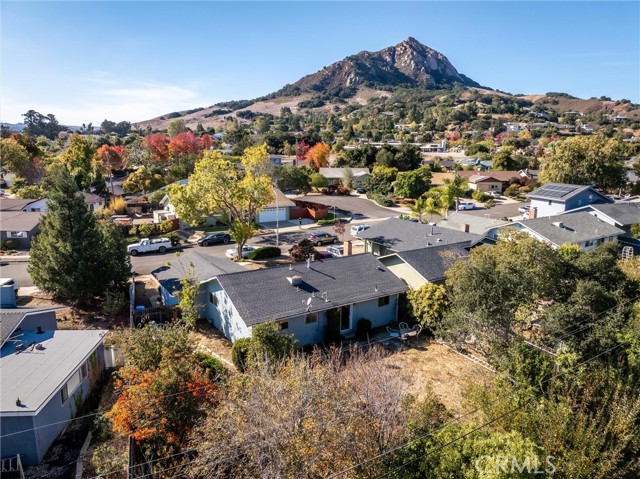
xmin=484 ymin=198 xmax=496 ymax=209
xmin=101 ymin=290 xmax=127 ymax=317
xmin=631 ymin=223 xmax=640 ymax=239
xmin=108 ymin=196 xmax=127 ymax=215
xmin=138 ymin=223 xmax=155 ymax=237
xmin=231 ymin=338 xmax=252 ymax=372
xmin=367 ymin=192 xmax=394 ymax=207
xmin=128 ymin=226 xmax=139 ymax=237
xmin=0 ymin=240 xmax=18 ymax=250
xmin=167 ymin=232 xmax=181 ymax=246
xmin=472 ymin=190 xmax=488 ymax=202
xmin=355 ymin=318 xmax=372 ymax=340
xmin=247 ymin=246 xmax=281 ymax=260
xmin=159 ymin=220 xmax=174 ymax=234
xmin=194 ymin=351 xmax=227 ymax=381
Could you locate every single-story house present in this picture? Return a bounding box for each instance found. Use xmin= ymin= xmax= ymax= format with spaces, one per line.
xmin=256 ymin=188 xmax=296 ymax=224
xmin=152 ymin=251 xmax=245 ymax=310
xmin=358 ymin=217 xmax=483 ymax=256
xmin=83 ymin=192 xmax=105 ymax=211
xmin=467 ymin=174 xmax=503 ymax=193
xmin=528 ymin=183 xmax=613 ymax=218
xmin=0 ymin=307 xmax=107 ymax=465
xmin=318 ymin=168 xmax=371 ymax=188
xmin=509 ymin=211 xmax=624 ymax=251
xmin=377 ymin=244 xmax=469 ymax=289
xmin=566 ymin=202 xmax=640 ymax=237
xmin=437 ymin=212 xmax=512 ymax=241
xmin=0 ymin=211 xmax=41 ymax=249
xmin=430 ymin=170 xmax=527 ymax=190
xmin=206 ymin=254 xmax=408 ymax=345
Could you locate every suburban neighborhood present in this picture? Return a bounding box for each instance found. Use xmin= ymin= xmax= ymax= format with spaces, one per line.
xmin=1 ymin=4 xmax=640 ymax=478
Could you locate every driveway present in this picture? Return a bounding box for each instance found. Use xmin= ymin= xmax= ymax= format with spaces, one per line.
xmin=293 ymin=194 xmax=402 ymax=220
xmin=463 ymin=200 xmax=527 ymax=220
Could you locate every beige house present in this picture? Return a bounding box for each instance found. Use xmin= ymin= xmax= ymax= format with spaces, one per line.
xmin=468 ymin=175 xmax=502 ymax=193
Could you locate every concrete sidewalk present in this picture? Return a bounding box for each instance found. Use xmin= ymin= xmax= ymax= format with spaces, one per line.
xmin=1 ymin=255 xmax=30 ymax=262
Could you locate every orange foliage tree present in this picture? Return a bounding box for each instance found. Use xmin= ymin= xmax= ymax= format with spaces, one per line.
xmin=143 ymin=133 xmax=171 ymax=165
xmin=107 ymin=324 xmax=216 ymax=457
xmin=199 ymin=133 xmax=214 ymax=151
xmin=305 ymin=143 xmax=330 ymax=172
xmin=169 ymin=131 xmax=202 ymax=159
xmin=95 ymin=145 xmax=125 ymax=194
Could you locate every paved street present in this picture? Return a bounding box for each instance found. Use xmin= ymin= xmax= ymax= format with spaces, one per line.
xmin=464 ymin=200 xmax=528 ymax=220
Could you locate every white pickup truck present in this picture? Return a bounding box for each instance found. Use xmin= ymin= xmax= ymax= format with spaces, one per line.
xmin=127 ymin=238 xmax=172 ymax=256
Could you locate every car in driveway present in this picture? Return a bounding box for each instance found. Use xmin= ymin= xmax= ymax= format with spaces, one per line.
xmin=486 ymin=191 xmax=501 ymax=198
xmin=350 ymin=224 xmax=370 ymax=236
xmin=225 ymin=245 xmax=256 ymax=259
xmin=197 ymin=232 xmax=231 ymax=246
xmin=316 ymin=250 xmax=334 ymax=259
xmin=457 ymin=201 xmax=475 ymax=211
xmin=356 ymin=187 xmax=366 ymax=194
xmin=325 ymin=245 xmax=344 ymax=258
xmin=308 ymin=231 xmax=338 ymax=246
xmin=518 ymin=205 xmax=531 ymax=214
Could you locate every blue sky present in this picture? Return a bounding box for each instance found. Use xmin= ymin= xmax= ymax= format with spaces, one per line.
xmin=2 ymin=1 xmax=638 ymax=125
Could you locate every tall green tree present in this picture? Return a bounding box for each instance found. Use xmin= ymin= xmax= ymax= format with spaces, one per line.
xmin=28 ymin=167 xmax=130 ymax=303
xmin=394 ymin=166 xmax=432 ymax=199
xmin=540 ymin=135 xmax=627 ymax=190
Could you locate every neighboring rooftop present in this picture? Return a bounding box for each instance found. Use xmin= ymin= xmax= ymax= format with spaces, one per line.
xmin=1 ymin=329 xmax=106 ymax=414
xmin=216 ymin=253 xmax=408 ymax=326
xmin=0 ymin=198 xmax=42 ymax=211
xmin=438 ymin=212 xmax=512 ymax=236
xmin=584 ymin=203 xmax=640 ymax=226
xmin=0 ymin=211 xmax=42 ymax=231
xmin=528 ymin=183 xmax=612 ymax=203
xmin=468 ymin=174 xmax=500 ymax=184
xmin=318 ymin=167 xmax=371 ymax=179
xmin=151 ymin=251 xmax=245 ymax=295
xmin=0 ymin=307 xmax=65 ymax=347
xmin=359 ymin=217 xmax=482 ymax=252
xmin=265 ymin=188 xmax=296 ymax=209
xmin=517 ymin=211 xmax=625 ymax=246
xmin=383 ymin=244 xmax=469 ymax=283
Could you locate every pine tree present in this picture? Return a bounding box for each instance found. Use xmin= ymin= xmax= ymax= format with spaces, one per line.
xmin=28 ymin=167 xmax=130 ymax=303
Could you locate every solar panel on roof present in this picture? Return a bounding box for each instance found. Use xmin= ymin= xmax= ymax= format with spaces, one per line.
xmin=534 ymin=184 xmax=578 ymax=198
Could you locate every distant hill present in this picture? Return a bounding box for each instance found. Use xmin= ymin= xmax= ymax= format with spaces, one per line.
xmin=1 ymin=123 xmax=26 ymax=132
xmin=134 ymin=38 xmax=640 ymax=131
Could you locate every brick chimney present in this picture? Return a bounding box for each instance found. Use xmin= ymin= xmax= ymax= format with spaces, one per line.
xmin=461 ymin=223 xmax=470 ymax=233
xmin=343 ymin=240 xmax=353 ymax=256
xmin=528 ymin=207 xmax=538 ymax=219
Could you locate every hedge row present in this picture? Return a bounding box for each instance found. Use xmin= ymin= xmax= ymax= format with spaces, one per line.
xmin=246 ymin=246 xmax=281 ymax=260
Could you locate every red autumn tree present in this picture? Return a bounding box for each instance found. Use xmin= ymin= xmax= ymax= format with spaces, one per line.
xmin=143 ymin=133 xmax=171 ymax=165
xmin=305 ymin=142 xmax=330 ymax=172
xmin=199 ymin=133 xmax=214 ymax=151
xmin=295 ymin=141 xmax=310 ymax=165
xmin=169 ymin=131 xmax=201 ymax=158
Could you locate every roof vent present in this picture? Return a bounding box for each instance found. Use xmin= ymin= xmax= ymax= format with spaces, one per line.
xmin=552 ymin=221 xmax=564 ymax=228
xmin=37 ymin=326 xmax=44 ymax=334
xmin=287 ymin=275 xmax=303 ymax=286
xmin=16 ymin=397 xmax=22 ymax=407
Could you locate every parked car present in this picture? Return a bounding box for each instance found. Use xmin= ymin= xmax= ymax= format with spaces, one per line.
xmin=0 ymin=277 xmax=19 ymax=297
xmin=308 ymin=231 xmax=338 ymax=246
xmin=128 ymin=238 xmax=172 ymax=256
xmin=325 ymin=245 xmax=344 ymax=258
xmin=197 ymin=232 xmax=231 ymax=246
xmin=457 ymin=201 xmax=475 ymax=211
xmin=316 ymin=250 xmax=334 ymax=259
xmin=518 ymin=205 xmax=531 ymax=214
xmin=350 ymin=224 xmax=371 ymax=236
xmin=225 ymin=245 xmax=256 ymax=259
xmin=486 ymin=191 xmax=501 ymax=198
xmin=356 ymin=186 xmax=366 ymax=194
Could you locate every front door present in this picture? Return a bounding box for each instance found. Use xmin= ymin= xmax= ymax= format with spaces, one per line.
xmin=340 ymin=305 xmax=351 ymax=332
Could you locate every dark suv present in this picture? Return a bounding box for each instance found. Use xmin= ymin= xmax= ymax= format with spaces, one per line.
xmin=308 ymin=231 xmax=338 ymax=246
xmin=197 ymin=232 xmax=232 ymax=246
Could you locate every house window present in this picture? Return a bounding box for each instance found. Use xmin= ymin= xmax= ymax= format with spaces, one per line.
xmin=60 ymin=384 xmax=69 ymax=403
xmin=209 ymin=292 xmax=218 ymax=306
xmin=7 ymin=231 xmax=27 ymax=238
xmin=280 ymin=321 xmax=289 ymax=330
xmin=585 ymin=240 xmax=594 ymax=247
xmin=305 ymin=313 xmax=318 ymax=324
xmin=378 ymin=296 xmax=390 ymax=307
xmin=81 ymin=362 xmax=88 ymax=379
xmin=548 ymin=201 xmax=552 ymax=206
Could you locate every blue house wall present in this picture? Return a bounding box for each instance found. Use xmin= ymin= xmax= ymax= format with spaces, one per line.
xmin=532 ymin=190 xmax=605 ymax=218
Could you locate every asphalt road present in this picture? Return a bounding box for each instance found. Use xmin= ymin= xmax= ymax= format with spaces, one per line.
xmin=464 ymin=200 xmax=528 ymax=220
xmin=293 ymin=194 xmax=402 ymax=220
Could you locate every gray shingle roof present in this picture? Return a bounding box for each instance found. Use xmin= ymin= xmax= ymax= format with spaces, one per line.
xmin=0 ymin=198 xmax=42 ymax=211
xmin=393 ymin=245 xmax=470 ymax=282
xmin=517 ymin=211 xmax=625 ymax=246
xmin=528 ymin=183 xmax=612 ymax=203
xmin=438 ymin=212 xmax=511 ymax=236
xmin=0 ymin=211 xmax=41 ymax=232
xmin=359 ymin=218 xmax=482 ymax=252
xmin=588 ymin=203 xmax=640 ymax=226
xmin=152 ymin=251 xmax=245 ymax=295
xmin=216 ymin=253 xmax=408 ymax=326
xmin=0 ymin=307 xmax=66 ymax=347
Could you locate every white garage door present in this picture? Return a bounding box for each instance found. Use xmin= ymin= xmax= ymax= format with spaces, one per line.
xmin=258 ymin=207 xmax=288 ymax=223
